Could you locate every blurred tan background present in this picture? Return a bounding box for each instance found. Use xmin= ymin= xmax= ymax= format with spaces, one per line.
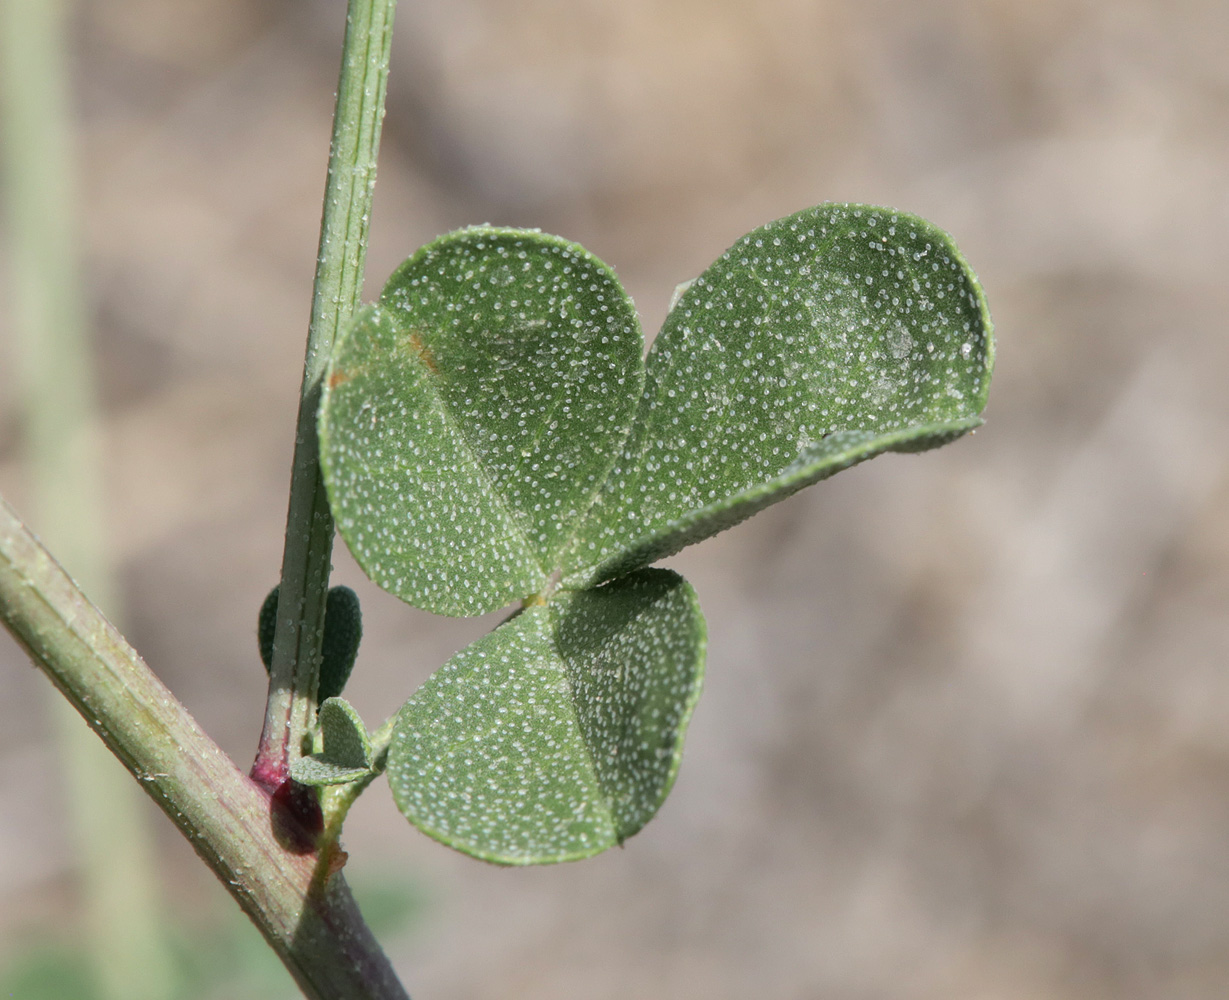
xmin=2 ymin=0 xmax=1229 ymax=997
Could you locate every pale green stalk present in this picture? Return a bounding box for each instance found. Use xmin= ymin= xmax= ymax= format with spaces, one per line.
xmin=320 ymin=717 xmax=397 ymax=845
xmin=254 ymin=0 xmax=399 ymax=792
xmin=0 ymin=499 xmax=410 ymax=999
xmin=0 ymin=1 xmax=173 ymax=996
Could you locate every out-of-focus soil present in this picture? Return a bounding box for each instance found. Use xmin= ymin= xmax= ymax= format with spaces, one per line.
xmin=3 ymin=1 xmax=1229 ymax=997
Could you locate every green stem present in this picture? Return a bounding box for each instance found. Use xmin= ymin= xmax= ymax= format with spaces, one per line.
xmin=320 ymin=716 xmax=397 ymax=844
xmin=254 ymin=0 xmax=399 ymax=793
xmin=0 ymin=1 xmax=173 ymax=996
xmin=0 ymin=498 xmax=410 ymax=1000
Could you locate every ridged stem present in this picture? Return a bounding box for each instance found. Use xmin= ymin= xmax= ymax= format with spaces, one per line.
xmin=252 ymin=0 xmax=398 ymax=800
xmin=0 ymin=499 xmax=410 ymax=1000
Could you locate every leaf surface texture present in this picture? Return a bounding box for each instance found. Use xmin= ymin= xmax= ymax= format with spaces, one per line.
xmin=386 ymin=570 xmax=706 ymax=863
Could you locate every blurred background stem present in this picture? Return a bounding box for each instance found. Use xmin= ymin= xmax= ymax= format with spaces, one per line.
xmin=0 ymin=1 xmax=175 ymax=997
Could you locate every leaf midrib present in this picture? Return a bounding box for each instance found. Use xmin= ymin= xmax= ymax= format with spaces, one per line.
xmin=560 ymin=221 xmax=849 ymax=574
xmin=417 ymin=358 xmax=550 ymax=585
xmin=543 ymin=605 xmax=622 ymax=843
xmin=568 ymin=416 xmax=982 ymax=586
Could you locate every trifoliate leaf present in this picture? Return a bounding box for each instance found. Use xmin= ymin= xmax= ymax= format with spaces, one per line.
xmin=562 ymin=203 xmax=994 ymax=586
xmin=318 ymin=227 xmax=645 ymax=617
xmin=386 ymin=569 xmax=706 ymax=864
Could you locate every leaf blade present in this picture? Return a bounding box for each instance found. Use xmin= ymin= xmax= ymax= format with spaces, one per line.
xmin=563 ymin=203 xmax=994 ymax=585
xmin=386 ymin=569 xmax=706 ymax=864
xmin=551 ymin=572 xmax=708 ymax=842
xmin=319 ymin=227 xmax=645 ymax=616
xmin=290 ymin=697 xmax=374 ymax=787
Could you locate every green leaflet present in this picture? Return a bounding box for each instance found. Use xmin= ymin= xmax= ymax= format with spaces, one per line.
xmin=562 ymin=203 xmax=994 ymax=586
xmin=318 ymin=227 xmax=644 ymax=616
xmin=291 ymin=697 xmax=374 ymax=787
xmin=386 ymin=570 xmax=706 ymax=864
